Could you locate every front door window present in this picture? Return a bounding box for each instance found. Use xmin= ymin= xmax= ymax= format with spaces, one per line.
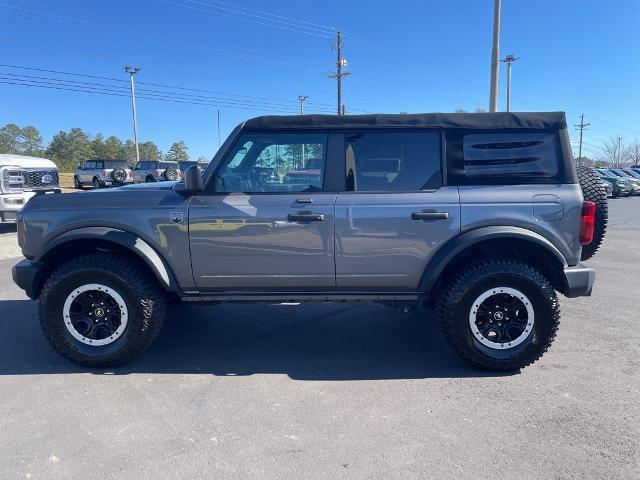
xmin=216 ymin=133 xmax=327 ymax=193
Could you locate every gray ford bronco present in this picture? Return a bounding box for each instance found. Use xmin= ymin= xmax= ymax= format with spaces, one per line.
xmin=12 ymin=112 xmax=606 ymax=371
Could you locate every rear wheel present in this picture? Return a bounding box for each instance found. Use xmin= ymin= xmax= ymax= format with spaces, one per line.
xmin=436 ymin=259 xmax=559 ymax=371
xmin=577 ymin=166 xmax=608 ymax=260
xmin=145 ymin=175 xmax=155 ymax=183
xmin=92 ymin=177 xmax=102 ymax=189
xmin=39 ymin=253 xmax=166 ymax=367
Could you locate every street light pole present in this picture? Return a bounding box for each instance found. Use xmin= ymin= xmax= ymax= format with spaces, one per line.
xmin=489 ymin=0 xmax=501 ymax=112
xmin=125 ymin=65 xmax=141 ymax=164
xmin=298 ymin=95 xmax=309 ymax=167
xmin=500 ymin=55 xmax=522 ymax=112
xmin=298 ymin=95 xmax=309 ymax=115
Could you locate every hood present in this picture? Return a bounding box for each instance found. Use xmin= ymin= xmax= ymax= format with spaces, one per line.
xmin=0 ymin=153 xmax=57 ymax=169
xmin=114 ymin=181 xmax=178 ymax=191
xmin=22 ymin=180 xmax=185 ymax=215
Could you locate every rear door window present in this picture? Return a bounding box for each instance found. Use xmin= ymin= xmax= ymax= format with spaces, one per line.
xmin=345 ymin=132 xmax=442 ymax=191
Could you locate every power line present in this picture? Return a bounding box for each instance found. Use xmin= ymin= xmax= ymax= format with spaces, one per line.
xmin=194 ymin=0 xmax=336 ymax=32
xmin=158 ymin=0 xmax=335 ymax=38
xmin=0 ymin=65 xmax=340 ymax=111
xmin=0 ymin=77 xmax=333 ymax=113
xmin=0 ymin=3 xmax=326 ymax=72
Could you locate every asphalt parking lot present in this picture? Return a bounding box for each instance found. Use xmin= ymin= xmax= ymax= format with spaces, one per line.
xmin=0 ymin=198 xmax=638 ymax=479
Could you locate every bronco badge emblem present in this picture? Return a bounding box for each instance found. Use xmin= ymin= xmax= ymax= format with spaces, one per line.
xmin=170 ymin=212 xmax=184 ymax=224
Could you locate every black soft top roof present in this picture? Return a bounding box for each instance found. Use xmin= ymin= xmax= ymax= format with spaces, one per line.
xmin=242 ymin=112 xmax=567 ymax=131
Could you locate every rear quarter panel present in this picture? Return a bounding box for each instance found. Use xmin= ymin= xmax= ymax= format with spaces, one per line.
xmin=459 ymin=184 xmax=583 ymax=266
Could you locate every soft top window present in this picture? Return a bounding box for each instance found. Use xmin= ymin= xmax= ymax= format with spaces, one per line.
xmin=445 ymin=129 xmax=566 ymax=185
xmin=463 ymin=133 xmax=558 ymax=178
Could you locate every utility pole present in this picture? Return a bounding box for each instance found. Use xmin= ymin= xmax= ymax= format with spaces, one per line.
xmin=574 ymin=114 xmax=590 ymax=165
xmin=617 ymin=137 xmax=622 ymax=168
xmin=298 ymin=95 xmax=309 ymax=115
xmin=500 ymin=55 xmax=522 ymax=112
xmin=124 ymin=65 xmax=141 ymax=164
xmin=489 ymin=0 xmax=501 ymax=112
xmin=328 ymin=31 xmax=350 ymax=115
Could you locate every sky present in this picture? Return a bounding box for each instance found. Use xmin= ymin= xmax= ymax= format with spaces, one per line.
xmin=0 ymin=0 xmax=638 ymax=161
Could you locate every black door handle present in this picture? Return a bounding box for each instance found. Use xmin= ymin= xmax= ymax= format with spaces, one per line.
xmin=411 ymin=211 xmax=449 ymax=220
xmin=288 ymin=213 xmax=325 ymax=222
xmin=295 ymin=197 xmax=313 ymax=204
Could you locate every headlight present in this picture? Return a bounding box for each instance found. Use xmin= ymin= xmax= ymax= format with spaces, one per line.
xmin=0 ymin=166 xmax=25 ymax=193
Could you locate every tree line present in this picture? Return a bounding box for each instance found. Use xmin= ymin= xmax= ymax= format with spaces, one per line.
xmin=577 ymin=137 xmax=640 ymax=169
xmin=0 ymin=123 xmax=201 ymax=172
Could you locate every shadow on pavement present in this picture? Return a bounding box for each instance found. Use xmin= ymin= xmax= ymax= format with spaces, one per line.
xmin=0 ymin=300 xmax=513 ymax=379
xmin=0 ymin=224 xmax=17 ymax=234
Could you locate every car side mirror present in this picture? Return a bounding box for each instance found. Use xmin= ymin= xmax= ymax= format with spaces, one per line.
xmin=183 ymin=165 xmax=203 ymax=192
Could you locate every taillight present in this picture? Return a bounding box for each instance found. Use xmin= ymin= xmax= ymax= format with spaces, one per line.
xmin=580 ymin=201 xmax=596 ymax=245
xmin=101 ymin=171 xmax=106 ymax=178
xmin=155 ymin=170 xmax=161 ymax=177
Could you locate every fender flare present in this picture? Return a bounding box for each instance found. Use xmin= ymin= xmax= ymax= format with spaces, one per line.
xmin=35 ymin=227 xmax=179 ymax=292
xmin=418 ymin=226 xmax=568 ymax=293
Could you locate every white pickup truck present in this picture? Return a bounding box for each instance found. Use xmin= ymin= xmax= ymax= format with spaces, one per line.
xmin=0 ymin=153 xmax=60 ymax=222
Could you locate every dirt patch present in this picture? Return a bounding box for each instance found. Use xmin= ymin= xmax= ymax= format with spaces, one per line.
xmin=58 ymin=172 xmax=75 ymax=189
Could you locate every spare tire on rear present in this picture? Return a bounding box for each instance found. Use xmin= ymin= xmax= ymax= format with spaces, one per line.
xmin=577 ymin=165 xmax=608 ymax=260
xmin=111 ymin=168 xmax=127 ymax=184
xmin=163 ymin=167 xmax=178 ymax=181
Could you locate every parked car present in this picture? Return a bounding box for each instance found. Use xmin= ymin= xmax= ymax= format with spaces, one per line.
xmin=131 ymin=160 xmax=181 ymax=183
xmin=607 ymin=168 xmax=640 ymax=195
xmin=595 ymin=169 xmax=632 ymax=197
xmin=621 ymin=168 xmax=640 ymax=179
xmin=0 ymin=153 xmax=60 ymax=222
xmin=13 ymin=112 xmax=604 ymax=372
xmin=283 ymin=157 xmax=323 ymax=189
xmin=600 ymin=178 xmax=614 ymax=198
xmin=74 ymin=159 xmax=133 ymax=189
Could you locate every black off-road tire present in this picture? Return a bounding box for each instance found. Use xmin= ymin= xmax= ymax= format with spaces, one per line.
xmin=577 ymin=166 xmax=608 ymax=260
xmin=39 ymin=253 xmax=166 ymax=367
xmin=145 ymin=175 xmax=155 ymax=183
xmin=73 ymin=176 xmax=82 ymax=189
xmin=92 ymin=177 xmax=102 ymax=189
xmin=436 ymin=259 xmax=560 ymax=372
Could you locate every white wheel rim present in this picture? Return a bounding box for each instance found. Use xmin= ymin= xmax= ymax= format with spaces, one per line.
xmin=63 ymin=283 xmax=128 ymax=346
xmin=468 ymin=287 xmax=534 ymax=350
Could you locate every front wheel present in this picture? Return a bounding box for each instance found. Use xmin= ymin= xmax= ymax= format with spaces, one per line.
xmin=39 ymin=253 xmax=166 ymax=367
xmin=436 ymin=259 xmax=559 ymax=371
xmin=73 ymin=176 xmax=82 ymax=189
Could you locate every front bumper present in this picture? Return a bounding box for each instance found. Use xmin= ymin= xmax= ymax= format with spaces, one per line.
xmin=12 ymin=259 xmax=42 ymax=299
xmin=562 ymin=263 xmax=595 ymax=298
